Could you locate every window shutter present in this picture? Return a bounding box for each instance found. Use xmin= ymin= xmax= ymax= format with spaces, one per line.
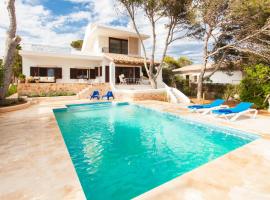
xmin=30 ymin=67 xmax=39 ymax=76
xmin=95 ymin=67 xmax=99 ymax=77
xmin=55 ymin=68 xmax=62 ymax=79
xmin=99 ymin=67 xmax=102 ymax=76
xmin=90 ymin=69 xmax=96 ymax=79
xmin=70 ymin=68 xmax=77 ymax=79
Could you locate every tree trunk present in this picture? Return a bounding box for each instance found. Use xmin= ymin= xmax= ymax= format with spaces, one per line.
xmin=197 ymin=29 xmax=212 ymax=100
xmin=0 ymin=0 xmax=21 ymax=100
xmin=197 ymin=74 xmax=203 ymax=100
xmin=149 ymin=76 xmax=157 ymax=89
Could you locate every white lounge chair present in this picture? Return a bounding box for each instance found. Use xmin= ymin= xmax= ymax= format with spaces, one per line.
xmin=188 ymin=99 xmax=229 ymax=115
xmin=211 ymin=102 xmax=258 ymax=121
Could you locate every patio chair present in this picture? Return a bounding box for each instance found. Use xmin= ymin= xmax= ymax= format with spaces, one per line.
xmin=119 ymin=74 xmax=127 ymax=85
xmin=188 ymin=99 xmax=228 ymax=115
xmin=102 ymin=91 xmax=114 ymax=100
xmin=90 ymin=90 xmax=100 ymax=100
xmin=211 ymin=102 xmax=258 ymax=121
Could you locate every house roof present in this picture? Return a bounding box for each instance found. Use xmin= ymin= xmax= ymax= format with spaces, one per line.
xmin=172 ymin=63 xmax=215 ymax=73
xmin=104 ymin=53 xmax=155 ymax=65
xmin=91 ymin=24 xmax=150 ymax=40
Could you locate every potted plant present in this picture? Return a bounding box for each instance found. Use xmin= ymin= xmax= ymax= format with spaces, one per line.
xmin=18 ymin=74 xmax=26 ymax=83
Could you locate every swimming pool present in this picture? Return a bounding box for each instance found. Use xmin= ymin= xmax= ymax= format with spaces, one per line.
xmin=54 ymin=102 xmax=258 ymax=200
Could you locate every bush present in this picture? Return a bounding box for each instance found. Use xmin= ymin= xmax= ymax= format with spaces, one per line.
xmin=7 ymin=84 xmax=17 ymax=97
xmin=162 ymin=67 xmax=175 ymax=86
xmin=27 ymin=91 xmax=76 ymax=97
xmin=239 ymin=64 xmax=270 ymax=109
xmin=174 ymin=76 xmax=194 ymax=96
xmin=18 ymin=74 xmax=26 ymax=81
xmin=0 ymin=61 xmax=3 ymax=87
xmin=0 ymin=97 xmax=26 ymax=107
xmin=223 ymin=84 xmax=240 ymax=101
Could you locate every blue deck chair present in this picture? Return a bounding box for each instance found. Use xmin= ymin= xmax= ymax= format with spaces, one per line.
xmin=102 ymin=91 xmax=114 ymax=100
xmin=212 ymin=102 xmax=257 ymax=121
xmin=187 ymin=99 xmax=227 ymax=115
xmin=90 ymin=90 xmax=100 ymax=100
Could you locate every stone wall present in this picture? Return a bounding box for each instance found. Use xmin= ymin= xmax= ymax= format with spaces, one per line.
xmin=18 ymin=83 xmax=168 ymax=102
xmin=114 ymin=90 xmax=168 ymax=102
xmin=18 ymin=83 xmax=89 ymax=96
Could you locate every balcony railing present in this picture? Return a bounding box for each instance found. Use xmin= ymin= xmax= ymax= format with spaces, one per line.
xmin=22 ymin=43 xmax=72 ymax=54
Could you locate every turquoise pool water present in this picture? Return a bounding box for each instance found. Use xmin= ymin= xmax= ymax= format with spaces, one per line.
xmin=54 ymin=102 xmax=258 ymax=200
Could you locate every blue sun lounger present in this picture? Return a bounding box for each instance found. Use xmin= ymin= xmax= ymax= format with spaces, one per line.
xmin=188 ymin=99 xmax=227 ymax=115
xmin=102 ymin=91 xmax=114 ymax=100
xmin=90 ymin=90 xmax=100 ymax=100
xmin=211 ymin=102 xmax=258 ymax=121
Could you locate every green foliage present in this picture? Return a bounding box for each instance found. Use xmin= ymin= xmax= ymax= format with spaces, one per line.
xmin=240 ymin=64 xmax=270 ymax=109
xmin=0 ymin=60 xmax=3 ymax=87
xmin=18 ymin=74 xmax=25 ymax=81
xmin=164 ymin=56 xmax=181 ymax=69
xmin=178 ymin=56 xmax=193 ymax=67
xmin=162 ymin=67 xmax=175 ymax=86
xmin=174 ymin=76 xmax=193 ymax=96
xmin=70 ymin=40 xmax=83 ymax=50
xmin=28 ymin=91 xmax=76 ymax=97
xmin=223 ymin=84 xmax=240 ymax=101
xmin=0 ymin=97 xmax=26 ymax=107
xmin=13 ymin=45 xmax=22 ymax=78
xmin=164 ymin=56 xmax=193 ymax=69
xmin=7 ymin=84 xmax=17 ymax=97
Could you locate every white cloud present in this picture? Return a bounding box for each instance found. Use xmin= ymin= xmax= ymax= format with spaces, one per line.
xmin=0 ymin=0 xmax=91 ymax=57
xmin=0 ymin=0 xmax=203 ymax=63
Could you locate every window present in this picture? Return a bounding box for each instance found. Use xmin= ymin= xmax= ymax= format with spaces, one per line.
xmin=70 ymin=68 xmax=88 ymax=79
xmin=185 ymin=75 xmax=190 ymax=81
xmin=194 ymin=75 xmax=198 ymax=82
xmin=109 ymin=38 xmax=128 ymax=54
xmin=30 ymin=67 xmax=62 ymax=79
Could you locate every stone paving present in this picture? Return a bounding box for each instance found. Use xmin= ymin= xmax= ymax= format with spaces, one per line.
xmin=0 ymin=99 xmax=270 ymax=200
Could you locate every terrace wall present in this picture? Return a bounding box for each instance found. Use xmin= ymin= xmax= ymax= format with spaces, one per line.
xmin=18 ymin=83 xmax=97 ymax=97
xmin=114 ymin=89 xmax=168 ymax=102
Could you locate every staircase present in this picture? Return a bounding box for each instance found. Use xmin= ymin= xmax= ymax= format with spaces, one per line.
xmin=76 ymin=84 xmax=111 ymax=99
xmin=164 ymin=84 xmax=190 ymax=104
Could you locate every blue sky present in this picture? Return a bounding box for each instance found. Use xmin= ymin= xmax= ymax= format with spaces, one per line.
xmin=0 ymin=0 xmax=203 ymax=63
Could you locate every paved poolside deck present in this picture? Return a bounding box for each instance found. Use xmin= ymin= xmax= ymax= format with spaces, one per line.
xmin=0 ymin=98 xmax=270 ymax=200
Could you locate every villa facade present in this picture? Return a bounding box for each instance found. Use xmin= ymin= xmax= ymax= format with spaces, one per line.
xmin=20 ymin=24 xmax=163 ymax=87
xmin=173 ymin=64 xmax=243 ymax=84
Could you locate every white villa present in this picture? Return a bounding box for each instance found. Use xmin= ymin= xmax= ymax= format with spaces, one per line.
xmin=173 ymin=64 xmax=243 ymax=84
xmin=20 ymin=24 xmax=163 ymax=88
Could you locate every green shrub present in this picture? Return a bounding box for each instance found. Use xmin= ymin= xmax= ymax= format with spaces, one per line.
xmin=175 ymin=76 xmax=194 ymax=96
xmin=223 ymin=84 xmax=240 ymax=101
xmin=7 ymin=84 xmax=17 ymax=97
xmin=18 ymin=74 xmax=26 ymax=81
xmin=0 ymin=97 xmax=26 ymax=107
xmin=162 ymin=67 xmax=175 ymax=86
xmin=27 ymin=91 xmax=76 ymax=97
xmin=0 ymin=61 xmax=3 ymax=87
xmin=239 ymin=64 xmax=270 ymax=109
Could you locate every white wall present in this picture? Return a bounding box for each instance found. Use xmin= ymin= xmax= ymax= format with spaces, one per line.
xmin=98 ymin=36 xmax=109 ymax=53
xmin=178 ymin=70 xmax=243 ymax=84
xmin=22 ymin=55 xmax=102 ymax=83
xmin=207 ymin=71 xmax=242 ymax=84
